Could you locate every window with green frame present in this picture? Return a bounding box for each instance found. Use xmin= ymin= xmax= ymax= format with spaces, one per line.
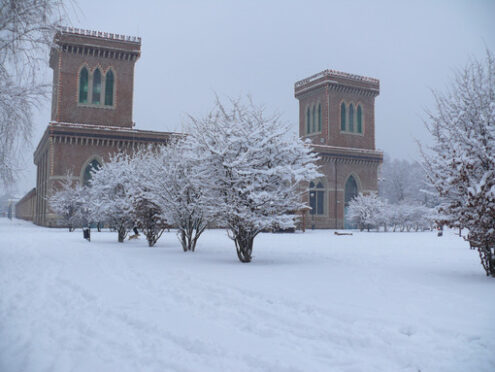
xmin=357 ymin=105 xmax=362 ymax=133
xmin=340 ymin=102 xmax=346 ymax=131
xmin=92 ymin=68 xmax=102 ymax=104
xmin=317 ymin=104 xmax=321 ymax=132
xmin=105 ymin=70 xmax=114 ymax=106
xmin=306 ymin=107 xmax=310 ymax=134
xmin=312 ymin=105 xmax=316 ymax=132
xmin=309 ymin=180 xmax=325 ymax=215
xmin=79 ymin=67 xmax=88 ymax=103
xmin=349 ymin=104 xmax=355 ymax=132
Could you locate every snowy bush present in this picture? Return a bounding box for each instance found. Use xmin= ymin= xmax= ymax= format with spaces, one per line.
xmin=347 ymin=193 xmax=385 ymax=231
xmin=140 ymin=140 xmax=210 ymax=251
xmin=88 ymin=153 xmax=136 ymax=242
xmin=187 ymin=97 xmax=320 ymax=262
xmin=126 ymin=149 xmax=167 ymax=247
xmin=348 ymin=194 xmax=436 ymax=233
xmin=49 ymin=171 xmax=84 ymax=231
xmin=422 ymin=50 xmax=495 ymax=276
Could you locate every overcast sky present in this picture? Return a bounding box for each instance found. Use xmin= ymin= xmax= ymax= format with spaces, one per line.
xmin=13 ymin=0 xmax=495 ymax=194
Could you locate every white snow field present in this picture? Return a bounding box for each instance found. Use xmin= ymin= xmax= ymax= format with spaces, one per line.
xmin=0 ymin=219 xmax=494 ymax=372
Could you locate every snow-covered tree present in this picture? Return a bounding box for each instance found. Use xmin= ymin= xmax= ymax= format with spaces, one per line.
xmin=347 ymin=193 xmax=385 ymax=231
xmin=141 ymin=140 xmax=209 ymax=252
xmin=127 ymin=148 xmax=167 ymax=247
xmin=188 ymin=97 xmax=321 ymax=262
xmin=422 ymin=50 xmax=495 ymax=277
xmin=88 ymin=154 xmax=135 ymax=242
xmin=49 ymin=171 xmax=81 ymax=231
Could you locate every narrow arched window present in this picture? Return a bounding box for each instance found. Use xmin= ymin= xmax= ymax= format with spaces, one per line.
xmin=349 ymin=103 xmax=355 ymax=132
xmin=306 ymin=107 xmax=311 ymax=134
xmin=317 ymin=104 xmax=322 ymax=132
xmin=357 ymin=105 xmax=362 ymax=133
xmin=92 ymin=68 xmax=102 ymax=104
xmin=312 ymin=105 xmax=316 ymax=133
xmin=340 ymin=103 xmax=346 ymax=131
xmin=79 ymin=67 xmax=88 ymax=103
xmin=309 ymin=180 xmax=325 ymax=215
xmin=105 ymin=70 xmax=114 ymax=106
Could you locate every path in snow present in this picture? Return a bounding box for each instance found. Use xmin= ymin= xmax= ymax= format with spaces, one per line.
xmin=0 ymin=219 xmax=494 ymax=372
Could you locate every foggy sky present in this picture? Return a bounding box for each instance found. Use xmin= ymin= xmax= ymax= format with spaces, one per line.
xmin=12 ymin=0 xmax=495 ymax=195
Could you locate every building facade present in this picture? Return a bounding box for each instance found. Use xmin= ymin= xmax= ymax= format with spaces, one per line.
xmin=17 ymin=27 xmax=382 ymax=229
xmin=295 ymin=70 xmax=383 ymax=229
xmin=18 ymin=28 xmax=177 ymax=226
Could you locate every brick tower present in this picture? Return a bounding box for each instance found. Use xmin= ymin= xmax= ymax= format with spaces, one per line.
xmin=29 ymin=28 xmax=175 ymax=226
xmin=295 ymin=70 xmax=383 ymax=228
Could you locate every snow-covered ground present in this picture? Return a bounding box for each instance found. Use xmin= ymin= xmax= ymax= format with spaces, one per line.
xmin=0 ymin=219 xmax=494 ymax=372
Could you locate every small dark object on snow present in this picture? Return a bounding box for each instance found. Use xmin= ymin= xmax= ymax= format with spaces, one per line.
xmin=334 ymin=231 xmax=353 ymax=236
xmin=437 ymin=225 xmax=443 ymax=237
xmin=83 ymin=228 xmax=91 ymax=242
xmin=133 ymin=227 xmax=140 ymax=236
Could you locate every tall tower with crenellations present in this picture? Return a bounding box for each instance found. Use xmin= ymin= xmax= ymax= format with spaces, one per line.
xmin=294 ymin=69 xmax=383 ymax=229
xmin=28 ymin=28 xmax=175 ymax=226
xmin=49 ymin=27 xmax=142 ymax=128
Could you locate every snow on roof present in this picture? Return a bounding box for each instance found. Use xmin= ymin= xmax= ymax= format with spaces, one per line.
xmin=59 ymin=27 xmax=141 ymax=45
xmin=295 ymin=69 xmax=379 ymax=88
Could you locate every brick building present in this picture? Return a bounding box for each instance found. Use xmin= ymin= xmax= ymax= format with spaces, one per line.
xmin=295 ymin=70 xmax=383 ymax=229
xmin=16 ymin=28 xmax=177 ymax=226
xmin=16 ymin=27 xmax=382 ymax=229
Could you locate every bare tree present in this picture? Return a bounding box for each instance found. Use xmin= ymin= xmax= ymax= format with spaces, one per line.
xmin=0 ymin=0 xmax=67 ymax=187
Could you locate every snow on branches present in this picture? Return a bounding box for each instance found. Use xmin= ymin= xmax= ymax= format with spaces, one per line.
xmin=49 ymin=171 xmax=83 ymax=231
xmin=139 ymin=141 xmax=209 ymax=251
xmin=87 ymin=153 xmax=136 ymax=242
xmin=348 ymin=193 xmax=436 ymax=232
xmin=48 ymin=96 xmax=321 ymax=262
xmin=422 ymin=50 xmax=495 ymax=276
xmin=187 ymin=97 xmax=321 ymax=262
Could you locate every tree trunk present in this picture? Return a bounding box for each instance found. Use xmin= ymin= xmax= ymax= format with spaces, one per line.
xmin=118 ymin=226 xmax=127 ymax=243
xmin=180 ymin=230 xmax=198 ymax=252
xmin=234 ymin=234 xmax=254 ymax=263
xmin=478 ymin=245 xmax=495 ymax=277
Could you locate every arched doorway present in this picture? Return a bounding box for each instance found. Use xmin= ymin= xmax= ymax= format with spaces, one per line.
xmin=344 ymin=175 xmax=359 ymax=229
xmin=82 ymin=158 xmax=102 ymax=186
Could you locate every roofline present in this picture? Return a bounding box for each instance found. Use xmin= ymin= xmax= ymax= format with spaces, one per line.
xmin=58 ymin=26 xmax=141 ymax=45
xmin=295 ymin=69 xmax=379 ymax=89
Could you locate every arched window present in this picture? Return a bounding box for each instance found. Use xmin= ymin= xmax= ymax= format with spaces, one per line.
xmin=306 ymin=107 xmax=311 ymax=134
xmin=349 ymin=103 xmax=355 ymax=132
xmin=92 ymin=68 xmax=102 ymax=104
xmin=309 ymin=180 xmax=325 ymax=215
xmin=312 ymin=105 xmax=316 ymax=133
xmin=344 ymin=176 xmax=358 ymax=206
xmin=82 ymin=159 xmax=102 ymax=186
xmin=317 ymin=104 xmax=322 ymax=132
xmin=340 ymin=102 xmax=346 ymax=131
xmin=105 ymin=69 xmax=114 ymax=106
xmin=344 ymin=175 xmax=359 ymax=229
xmin=79 ymin=67 xmax=88 ymax=103
xmin=357 ymin=105 xmax=363 ymax=133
